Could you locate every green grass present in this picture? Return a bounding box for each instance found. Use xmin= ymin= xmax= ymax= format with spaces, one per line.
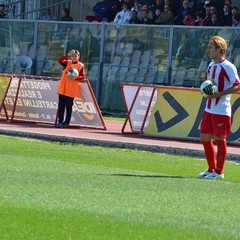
xmin=1 ymin=135 xmax=240 ymax=240
xmin=103 ymin=116 xmax=125 ymax=122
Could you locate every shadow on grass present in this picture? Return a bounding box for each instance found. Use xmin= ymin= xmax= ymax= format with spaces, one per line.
xmin=97 ymin=173 xmax=187 ymax=179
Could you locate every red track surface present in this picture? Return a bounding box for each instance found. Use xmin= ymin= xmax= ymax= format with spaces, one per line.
xmin=0 ymin=120 xmax=239 ymax=161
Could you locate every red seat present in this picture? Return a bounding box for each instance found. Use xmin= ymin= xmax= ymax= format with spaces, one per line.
xmin=85 ymin=15 xmax=102 ymax=22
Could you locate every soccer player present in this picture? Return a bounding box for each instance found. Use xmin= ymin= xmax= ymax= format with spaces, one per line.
xmin=56 ymin=49 xmax=86 ymax=128
xmin=199 ymin=36 xmax=240 ymax=179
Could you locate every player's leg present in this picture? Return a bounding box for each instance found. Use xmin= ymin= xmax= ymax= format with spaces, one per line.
xmin=64 ymin=96 xmax=74 ymax=127
xmin=213 ymin=115 xmax=231 ymax=175
xmin=214 ymin=137 xmax=227 ymax=175
xmin=199 ymin=112 xmax=216 ymax=177
xmin=204 ymin=114 xmax=230 ymax=179
xmin=57 ymin=94 xmax=66 ymax=127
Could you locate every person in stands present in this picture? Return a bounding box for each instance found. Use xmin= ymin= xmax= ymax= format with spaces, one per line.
xmin=232 ymin=14 xmax=240 ymax=27
xmin=92 ymin=0 xmax=112 ymax=21
xmin=41 ymin=8 xmax=56 ymax=21
xmin=140 ymin=9 xmax=154 ymax=24
xmin=175 ymin=0 xmax=195 ymax=25
xmin=0 ymin=4 xmax=8 ymax=19
xmin=61 ymin=8 xmax=73 ymax=21
xmin=157 ymin=4 xmax=174 ymax=25
xmin=221 ymin=3 xmax=232 ymax=26
xmin=113 ymin=2 xmax=131 ymax=24
xmin=129 ymin=9 xmax=141 ymax=24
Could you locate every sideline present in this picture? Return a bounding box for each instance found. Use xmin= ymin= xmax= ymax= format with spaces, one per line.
xmin=0 ymin=120 xmax=239 ymax=162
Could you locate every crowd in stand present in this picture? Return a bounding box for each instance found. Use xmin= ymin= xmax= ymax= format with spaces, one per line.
xmin=1 ymin=1 xmax=239 ymax=27
xmin=92 ymin=0 xmax=240 ymax=26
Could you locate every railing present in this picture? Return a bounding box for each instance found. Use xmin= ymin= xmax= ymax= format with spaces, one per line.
xmin=2 ymin=0 xmax=86 ymax=21
xmin=13 ymin=0 xmax=71 ymax=20
xmin=0 ymin=19 xmax=240 ymax=112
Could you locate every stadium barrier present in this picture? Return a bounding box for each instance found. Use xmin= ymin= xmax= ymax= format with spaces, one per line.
xmin=0 ymin=74 xmax=106 ymax=130
xmin=121 ymin=83 xmax=240 ymax=144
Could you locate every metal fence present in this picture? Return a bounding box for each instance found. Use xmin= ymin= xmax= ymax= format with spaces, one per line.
xmin=0 ymin=18 xmax=240 ymax=111
xmin=3 ymin=0 xmax=90 ymax=22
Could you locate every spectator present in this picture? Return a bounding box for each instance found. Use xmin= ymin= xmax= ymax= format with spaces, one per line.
xmin=150 ymin=0 xmax=164 ymax=18
xmin=139 ymin=4 xmax=153 ymax=19
xmin=221 ymin=3 xmax=232 ymax=26
xmin=140 ymin=9 xmax=154 ymax=24
xmin=108 ymin=0 xmax=122 ymax=21
xmin=0 ymin=4 xmax=8 ymax=19
xmin=61 ymin=8 xmax=73 ymax=21
xmin=208 ymin=13 xmax=222 ymax=26
xmin=175 ymin=0 xmax=195 ymax=25
xmin=113 ymin=2 xmax=131 ymax=24
xmin=156 ymin=4 xmax=174 ymax=25
xmin=208 ymin=4 xmax=218 ymax=20
xmin=41 ymin=9 xmax=56 ymax=43
xmin=0 ymin=3 xmax=7 ymax=47
xmin=41 ymin=9 xmax=56 ymax=21
xmin=205 ymin=0 xmax=223 ymax=12
xmin=224 ymin=0 xmax=232 ymax=7
xmin=129 ymin=9 xmax=141 ymax=23
xmin=164 ymin=0 xmax=174 ymax=10
xmin=54 ymin=8 xmax=73 ymax=40
xmin=232 ymin=14 xmax=240 ymax=27
xmin=203 ymin=4 xmax=211 ymax=22
xmin=124 ymin=0 xmax=134 ymax=10
xmin=131 ymin=0 xmax=142 ymax=13
xmin=153 ymin=7 xmax=162 ymax=24
xmin=92 ymin=0 xmax=112 ymax=21
xmin=231 ymin=6 xmax=239 ymax=17
xmin=199 ymin=0 xmax=224 ymax=13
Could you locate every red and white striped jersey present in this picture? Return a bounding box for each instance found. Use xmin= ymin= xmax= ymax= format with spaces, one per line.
xmin=205 ymin=59 xmax=240 ymax=116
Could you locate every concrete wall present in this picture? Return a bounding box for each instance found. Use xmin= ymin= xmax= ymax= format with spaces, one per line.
xmin=232 ymin=0 xmax=240 ymax=9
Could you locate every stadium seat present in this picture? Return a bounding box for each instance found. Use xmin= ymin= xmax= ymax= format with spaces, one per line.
xmin=19 ymin=44 xmax=29 ymax=56
xmin=118 ymin=56 xmax=130 ymax=82
xmin=107 ymin=56 xmax=122 ymax=81
xmin=36 ymin=45 xmax=48 ymax=75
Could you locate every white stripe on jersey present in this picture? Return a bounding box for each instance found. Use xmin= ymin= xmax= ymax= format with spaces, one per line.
xmin=205 ymin=59 xmax=240 ymax=116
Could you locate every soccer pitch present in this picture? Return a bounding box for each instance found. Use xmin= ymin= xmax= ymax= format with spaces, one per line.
xmin=1 ymin=135 xmax=240 ymax=240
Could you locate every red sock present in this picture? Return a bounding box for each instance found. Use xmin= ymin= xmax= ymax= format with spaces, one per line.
xmin=214 ymin=140 xmax=227 ymax=174
xmin=201 ymin=141 xmax=216 ymax=172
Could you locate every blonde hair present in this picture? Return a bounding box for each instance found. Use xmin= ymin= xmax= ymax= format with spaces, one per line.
xmin=210 ymin=36 xmax=227 ymax=57
xmin=69 ymin=49 xmax=80 ymax=56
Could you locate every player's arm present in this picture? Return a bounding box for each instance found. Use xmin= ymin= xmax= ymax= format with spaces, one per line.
xmin=75 ymin=65 xmax=86 ymax=81
xmin=207 ymin=81 xmax=240 ymax=99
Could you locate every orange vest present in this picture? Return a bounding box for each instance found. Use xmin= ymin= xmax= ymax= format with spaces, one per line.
xmin=57 ymin=61 xmax=85 ymax=98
